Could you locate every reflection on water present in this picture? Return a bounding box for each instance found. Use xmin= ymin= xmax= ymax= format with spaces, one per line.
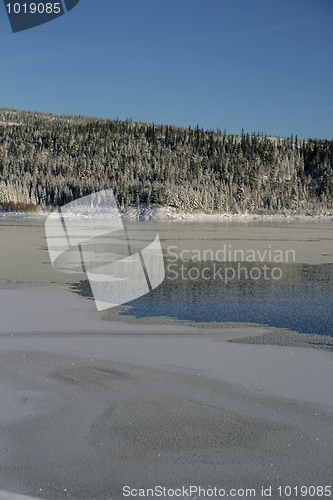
xmin=101 ymin=261 xmax=333 ymax=336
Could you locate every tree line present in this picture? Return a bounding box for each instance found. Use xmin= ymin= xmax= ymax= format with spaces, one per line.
xmin=0 ymin=108 xmax=332 ymax=214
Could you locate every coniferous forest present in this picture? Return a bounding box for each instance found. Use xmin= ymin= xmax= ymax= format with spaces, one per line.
xmin=0 ymin=108 xmax=332 ymax=214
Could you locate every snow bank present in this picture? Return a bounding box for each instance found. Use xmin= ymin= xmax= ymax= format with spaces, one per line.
xmin=1 ymin=203 xmax=333 ymax=221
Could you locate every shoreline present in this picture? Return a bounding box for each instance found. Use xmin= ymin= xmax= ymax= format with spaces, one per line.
xmin=1 ymin=203 xmax=333 ymax=221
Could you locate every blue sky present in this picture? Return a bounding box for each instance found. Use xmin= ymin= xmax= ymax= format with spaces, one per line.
xmin=1 ymin=0 xmax=332 ymax=139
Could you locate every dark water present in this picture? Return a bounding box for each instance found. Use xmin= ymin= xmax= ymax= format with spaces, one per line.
xmin=66 ymin=218 xmax=333 ymax=337
xmin=105 ymin=261 xmax=333 ymax=336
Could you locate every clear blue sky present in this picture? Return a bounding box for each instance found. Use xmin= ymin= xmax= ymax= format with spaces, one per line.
xmin=1 ymin=0 xmax=332 ymax=139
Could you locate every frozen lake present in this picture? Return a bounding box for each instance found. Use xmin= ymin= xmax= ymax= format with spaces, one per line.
xmin=0 ymin=217 xmax=332 ymax=500
xmin=1 ymin=217 xmax=332 ymax=337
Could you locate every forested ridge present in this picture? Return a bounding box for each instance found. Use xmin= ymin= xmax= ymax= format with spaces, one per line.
xmin=0 ymin=108 xmax=332 ymax=214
